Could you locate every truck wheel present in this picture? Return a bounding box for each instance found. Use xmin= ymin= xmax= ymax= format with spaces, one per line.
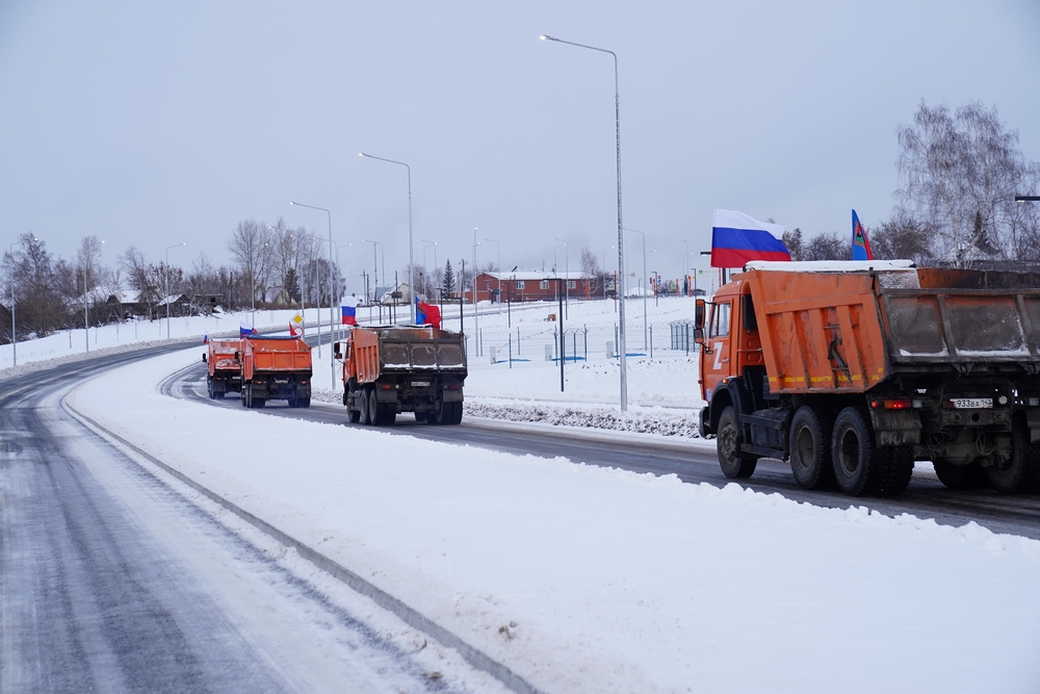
xmin=207 ymin=378 xmax=215 ymax=399
xmin=716 ymin=406 xmax=757 ymax=479
xmin=789 ymin=405 xmax=833 ymax=489
xmin=299 ymin=396 xmax=311 ymax=408
xmin=254 ymin=396 xmax=266 ymax=409
xmin=932 ymin=460 xmax=987 ymax=490
xmin=242 ymin=385 xmax=251 ymax=408
xmin=831 ymin=407 xmax=913 ymax=497
xmin=414 ymin=412 xmax=429 ymax=424
xmin=358 ymin=388 xmax=371 ymax=425
xmin=987 ymin=419 xmax=1031 ymax=493
xmin=368 ymin=391 xmax=380 ymax=424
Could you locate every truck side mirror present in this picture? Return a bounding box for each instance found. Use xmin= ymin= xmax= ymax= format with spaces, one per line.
xmin=694 ymin=299 xmax=706 ymax=342
xmin=202 ymin=353 xmax=207 ymax=363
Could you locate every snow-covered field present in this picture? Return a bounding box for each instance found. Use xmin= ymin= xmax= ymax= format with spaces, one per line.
xmin=0 ymin=307 xmax=325 ymax=379
xmin=67 ymin=346 xmax=1040 ymax=694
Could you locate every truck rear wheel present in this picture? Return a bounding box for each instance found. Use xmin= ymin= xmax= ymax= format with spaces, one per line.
xmin=358 ymin=388 xmax=372 ymax=425
xmin=716 ymin=406 xmax=757 ymax=479
xmin=789 ymin=405 xmax=833 ymax=489
xmin=831 ymin=407 xmax=913 ymax=497
xmin=987 ymin=419 xmax=1031 ymax=493
xmin=932 ymin=460 xmax=987 ymax=490
xmin=242 ymin=384 xmax=251 ymax=408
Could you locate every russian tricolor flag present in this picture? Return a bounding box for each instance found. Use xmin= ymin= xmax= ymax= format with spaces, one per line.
xmin=239 ymin=326 xmax=257 ymax=337
xmin=710 ymin=209 xmax=791 ymax=268
xmin=341 ymin=305 xmax=357 ymax=326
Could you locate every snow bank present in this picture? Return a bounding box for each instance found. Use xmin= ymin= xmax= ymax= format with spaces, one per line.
xmin=68 ymin=348 xmax=1040 ymax=694
xmin=0 ymin=308 xmax=315 ymax=378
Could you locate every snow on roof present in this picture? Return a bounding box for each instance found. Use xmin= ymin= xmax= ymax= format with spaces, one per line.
xmin=743 ymin=260 xmax=916 ymax=273
xmin=156 ymin=294 xmax=188 ymax=307
xmin=484 ymin=271 xmax=592 ymax=281
xmin=108 ymin=290 xmax=140 ymax=304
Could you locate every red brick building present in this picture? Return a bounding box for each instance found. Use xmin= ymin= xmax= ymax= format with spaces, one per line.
xmin=465 ymin=272 xmax=596 ymax=303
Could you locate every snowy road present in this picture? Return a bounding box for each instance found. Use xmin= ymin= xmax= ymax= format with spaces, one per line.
xmin=0 ymin=347 xmax=500 ymax=693
xmin=167 ymin=360 xmax=1040 ymax=540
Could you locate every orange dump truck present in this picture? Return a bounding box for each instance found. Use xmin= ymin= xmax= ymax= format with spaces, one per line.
xmin=237 ymin=335 xmax=312 ymax=409
xmin=334 ymin=325 xmax=467 ymax=426
xmin=202 ymin=338 xmax=243 ymax=399
xmin=695 ymin=261 xmax=1040 ymax=496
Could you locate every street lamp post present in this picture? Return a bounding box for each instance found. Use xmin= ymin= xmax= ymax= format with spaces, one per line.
xmin=163 ymin=242 xmax=185 ymax=340
xmin=625 ymin=228 xmax=648 ymax=349
xmin=362 ymin=239 xmax=381 ymax=306
xmin=554 ymin=236 xmax=569 ymax=318
xmin=472 ymin=227 xmax=480 ymax=354
xmin=541 ymin=33 xmax=628 ymax=410
xmin=290 ymin=200 xmax=336 ymax=393
xmin=359 ymin=152 xmax=415 ymax=324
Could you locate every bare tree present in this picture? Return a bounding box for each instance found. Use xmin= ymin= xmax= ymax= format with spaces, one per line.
xmin=76 ymin=235 xmax=105 ymax=296
xmin=897 ymin=101 xmax=1040 ymax=261
xmin=870 ymin=214 xmax=933 ymax=262
xmin=782 ymin=228 xmax=804 ymax=260
xmin=228 ymin=219 xmax=274 ymax=306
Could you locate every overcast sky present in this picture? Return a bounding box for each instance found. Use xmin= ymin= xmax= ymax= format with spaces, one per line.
xmin=2 ymin=0 xmax=1037 ymax=289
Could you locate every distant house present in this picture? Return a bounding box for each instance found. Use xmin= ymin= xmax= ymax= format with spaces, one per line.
xmin=465 ymin=271 xmax=596 ymax=303
xmin=104 ymin=291 xmax=149 ymax=319
xmin=156 ymin=293 xmax=192 ymax=317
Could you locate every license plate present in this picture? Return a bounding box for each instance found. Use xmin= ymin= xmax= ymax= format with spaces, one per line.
xmin=275 ymin=379 xmax=289 ymax=384
xmin=950 ymin=398 xmax=992 ymax=409
xmin=412 ymin=381 xmax=430 ymax=387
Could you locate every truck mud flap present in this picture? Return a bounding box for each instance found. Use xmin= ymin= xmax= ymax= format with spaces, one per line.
xmin=442 ymin=390 xmax=463 ymax=403
xmin=869 ymin=409 xmax=922 ymax=446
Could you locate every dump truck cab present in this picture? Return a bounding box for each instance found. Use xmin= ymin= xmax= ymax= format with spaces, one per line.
xmin=203 ymin=338 xmax=243 ymax=399
xmin=696 ymin=261 xmax=1040 ymax=496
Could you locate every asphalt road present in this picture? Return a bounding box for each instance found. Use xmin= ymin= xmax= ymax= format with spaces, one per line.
xmin=0 ymin=345 xmax=481 ymax=693
xmin=169 ymin=359 xmax=1040 ymax=540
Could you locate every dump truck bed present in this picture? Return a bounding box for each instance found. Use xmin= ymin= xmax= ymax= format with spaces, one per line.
xmin=349 ymin=326 xmax=466 ymax=384
xmin=739 ymin=265 xmax=1040 ymax=395
xmin=243 ymin=336 xmax=312 ymax=377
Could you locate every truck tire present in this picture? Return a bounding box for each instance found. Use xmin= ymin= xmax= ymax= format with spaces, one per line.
xmin=254 ymin=396 xmax=266 ymax=409
xmin=716 ymin=406 xmax=757 ymax=479
xmin=207 ymin=377 xmax=215 ymax=399
xmin=987 ymin=419 xmax=1031 ymax=493
xmin=298 ymin=396 xmax=311 ymax=408
xmin=368 ymin=390 xmax=380 ymax=426
xmin=414 ymin=411 xmax=429 ymax=424
xmin=789 ymin=405 xmax=833 ymax=489
xmin=359 ymin=388 xmax=372 ymax=425
xmin=242 ymin=385 xmax=251 ymax=408
xmin=376 ymin=404 xmax=395 ymax=426
xmin=831 ymin=407 xmax=913 ymax=497
xmin=932 ymin=460 xmax=987 ymax=490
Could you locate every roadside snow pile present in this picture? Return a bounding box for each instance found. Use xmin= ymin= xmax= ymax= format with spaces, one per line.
xmin=465 ymin=398 xmax=701 ymax=438
xmin=68 ymin=348 xmax=1040 ymax=694
xmin=0 ymin=308 xmax=314 ymax=378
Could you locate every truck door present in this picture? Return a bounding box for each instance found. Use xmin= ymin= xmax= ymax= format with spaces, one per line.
xmin=701 ymin=299 xmax=733 ymax=401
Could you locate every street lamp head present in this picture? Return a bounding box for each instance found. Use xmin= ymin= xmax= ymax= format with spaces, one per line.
xmin=539 ymin=34 xmax=556 ymax=42
xmin=289 ymin=201 xmax=297 ymax=206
